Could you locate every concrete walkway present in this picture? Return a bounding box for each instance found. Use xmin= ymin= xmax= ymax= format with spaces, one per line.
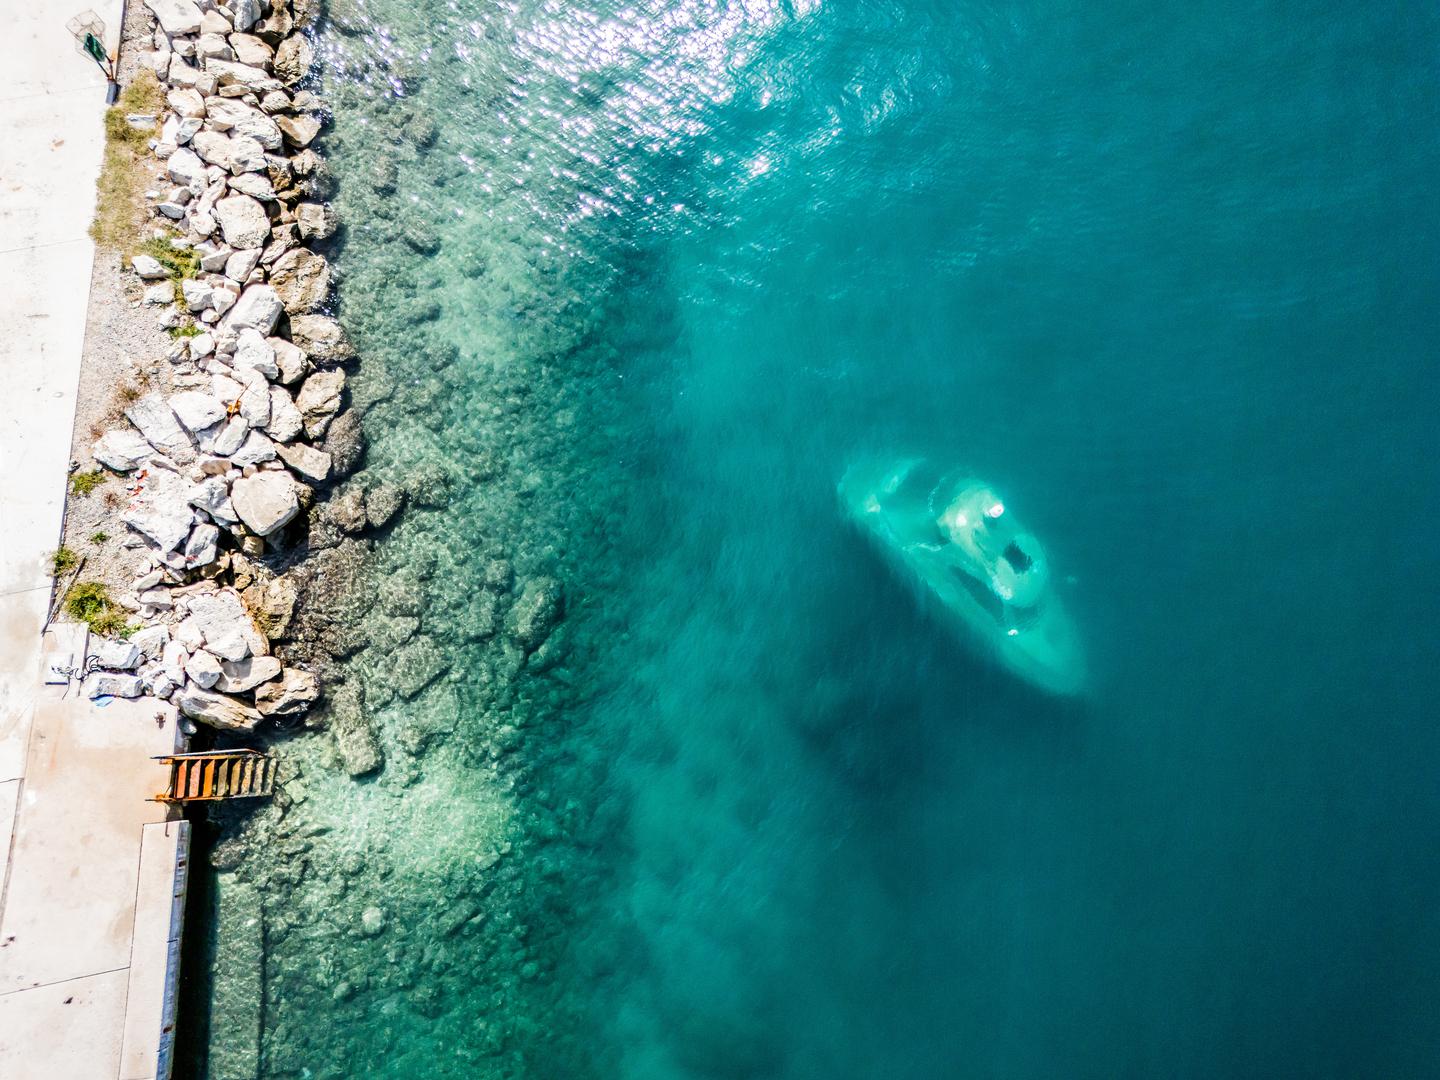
xmin=0 ymin=2 xmax=192 ymax=1078
xmin=0 ymin=632 xmax=189 ymax=1080
xmin=0 ymin=0 xmax=122 ymax=787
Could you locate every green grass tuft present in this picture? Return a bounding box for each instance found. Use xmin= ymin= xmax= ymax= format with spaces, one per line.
xmin=137 ymin=235 xmax=201 ymax=280
xmin=91 ymin=70 xmax=166 ymax=250
xmin=64 ymin=581 xmax=135 ymax=638
xmin=70 ymin=469 xmax=106 ymax=496
xmin=50 ymin=547 xmax=80 ymax=576
xmin=89 ymin=531 xmax=110 ymax=545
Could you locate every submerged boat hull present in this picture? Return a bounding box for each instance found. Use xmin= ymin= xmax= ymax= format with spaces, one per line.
xmin=839 ymin=458 xmax=1085 ymax=696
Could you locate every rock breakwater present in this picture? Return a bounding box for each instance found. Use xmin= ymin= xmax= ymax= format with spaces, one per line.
xmin=66 ymin=0 xmax=368 ymax=732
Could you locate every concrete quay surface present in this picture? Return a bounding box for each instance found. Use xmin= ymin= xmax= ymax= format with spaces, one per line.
xmin=0 ymin=1 xmax=192 ymax=1078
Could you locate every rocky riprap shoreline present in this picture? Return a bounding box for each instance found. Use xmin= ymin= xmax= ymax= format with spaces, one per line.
xmin=72 ymin=0 xmax=375 ymax=734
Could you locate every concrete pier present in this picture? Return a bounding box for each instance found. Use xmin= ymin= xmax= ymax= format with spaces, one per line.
xmin=0 ymin=630 xmax=191 ymax=1080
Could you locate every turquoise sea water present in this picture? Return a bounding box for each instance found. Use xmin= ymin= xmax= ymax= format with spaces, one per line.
xmin=188 ymin=1 xmax=1440 ymax=1077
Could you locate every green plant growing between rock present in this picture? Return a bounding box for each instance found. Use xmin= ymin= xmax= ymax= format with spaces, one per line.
xmin=49 ymin=546 xmax=79 ymax=576
xmin=137 ymin=235 xmax=201 ymax=280
xmin=64 ymin=581 xmax=134 ymax=638
xmin=91 ymin=70 xmax=165 ymax=250
xmin=70 ymin=469 xmax=106 ymax=496
xmin=89 ymin=531 xmax=109 ymax=545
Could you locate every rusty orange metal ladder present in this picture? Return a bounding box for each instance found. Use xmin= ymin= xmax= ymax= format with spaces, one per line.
xmin=153 ymin=749 xmax=277 ymax=803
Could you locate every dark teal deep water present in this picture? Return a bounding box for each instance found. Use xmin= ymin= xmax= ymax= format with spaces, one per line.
xmin=209 ymin=1 xmax=1440 ymax=1076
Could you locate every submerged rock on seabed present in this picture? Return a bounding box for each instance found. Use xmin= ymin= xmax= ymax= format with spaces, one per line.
xmin=329 ymin=683 xmax=381 ymax=776
xmin=364 ymin=482 xmax=404 ymax=529
xmin=323 ymin=410 xmax=364 ymax=477
xmin=506 ymin=576 xmax=565 ymax=651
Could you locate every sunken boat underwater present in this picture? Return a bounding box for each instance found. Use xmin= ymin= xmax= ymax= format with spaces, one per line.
xmin=839 ymin=459 xmax=1085 ymax=695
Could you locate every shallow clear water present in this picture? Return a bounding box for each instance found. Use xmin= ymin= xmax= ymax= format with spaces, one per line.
xmin=190 ymin=1 xmax=1440 ymax=1077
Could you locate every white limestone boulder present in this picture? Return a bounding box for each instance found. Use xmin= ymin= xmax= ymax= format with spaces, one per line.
xmin=85 ymin=673 xmax=144 ymax=699
xmin=230 ymin=0 xmax=262 ymax=32
xmin=93 ymin=428 xmax=155 ymax=472
xmin=233 ymin=327 xmax=280 ymax=376
xmin=144 ymin=0 xmax=203 ymax=35
xmin=255 ymin=668 xmax=319 ymax=716
xmin=273 ymin=35 xmax=314 ymax=85
xmin=166 ymin=146 xmax=206 ymax=186
xmin=238 ymin=370 xmax=272 ymax=426
xmin=225 ymin=248 xmax=263 ymax=283
xmin=122 ymin=467 xmax=197 ymax=552
xmin=230 ymin=470 xmax=299 ymax=536
xmin=229 ymin=34 xmax=274 ymax=67
xmin=185 ymin=649 xmax=223 ymax=689
xmin=204 ymin=96 xmax=283 ymax=145
xmin=294 ymin=201 xmax=336 ymax=241
xmin=275 ymin=440 xmax=331 ymax=483
xmin=189 ymin=476 xmax=241 ymax=524
xmin=183 ymin=522 xmax=221 ymax=566
xmin=215 ymin=655 xmax=281 ymax=694
xmin=184 ymin=589 xmax=257 ymax=662
xmin=130 ymin=254 xmax=169 ymax=279
xmin=90 ymin=639 xmax=142 ymax=671
xmin=231 ymin=430 xmax=278 ymax=466
xmin=269 ymin=337 xmax=307 ymax=384
xmin=191 ymin=129 xmax=235 ymax=170
xmin=287 ymin=315 xmax=352 ymax=361
xmin=169 ymin=390 xmax=228 ymax=435
xmin=269 ymin=248 xmax=330 ymax=313
xmin=177 ymin=687 xmax=261 ymax=731
xmin=295 ymin=369 xmax=344 ymax=438
xmin=264 ymin=387 xmax=303 ymax=443
xmin=224 ymin=285 xmax=283 ymax=335
xmin=275 ymin=113 xmax=321 ymax=148
xmin=125 ymin=393 xmax=195 ymax=462
xmin=214 ymin=193 xmax=271 ymax=250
